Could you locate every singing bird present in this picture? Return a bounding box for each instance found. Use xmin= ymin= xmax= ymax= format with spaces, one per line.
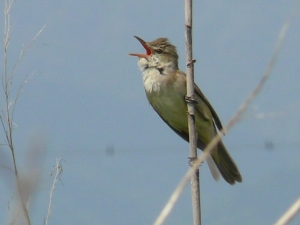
xmin=129 ymin=36 xmax=242 ymax=185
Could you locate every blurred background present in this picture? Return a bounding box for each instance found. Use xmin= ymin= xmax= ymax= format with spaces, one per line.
xmin=0 ymin=1 xmax=299 ymax=224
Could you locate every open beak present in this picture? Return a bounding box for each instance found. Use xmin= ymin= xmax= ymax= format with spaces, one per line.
xmin=128 ymin=36 xmax=152 ymax=58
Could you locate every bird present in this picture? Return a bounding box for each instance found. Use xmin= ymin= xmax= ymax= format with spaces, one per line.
xmin=129 ymin=36 xmax=242 ymax=185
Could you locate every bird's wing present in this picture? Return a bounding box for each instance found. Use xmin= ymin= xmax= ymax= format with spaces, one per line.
xmin=176 ymin=70 xmax=224 ymax=131
xmin=193 ymin=83 xmax=223 ymax=132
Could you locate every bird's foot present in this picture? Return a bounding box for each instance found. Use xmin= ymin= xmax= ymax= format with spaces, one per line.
xmin=184 ymin=95 xmax=198 ymax=104
xmin=188 ymin=157 xmax=203 ymax=167
xmin=186 ymin=59 xmax=196 ymax=67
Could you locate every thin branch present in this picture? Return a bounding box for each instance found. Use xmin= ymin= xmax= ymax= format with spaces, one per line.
xmin=274 ymin=197 xmax=300 ymax=225
xmin=184 ymin=0 xmax=201 ymax=225
xmin=8 ymin=25 xmax=45 ymax=83
xmin=1 ymin=1 xmax=46 ymax=224
xmin=153 ymin=4 xmax=296 ymax=225
xmin=44 ymin=158 xmax=63 ymax=225
xmin=10 ymin=71 xmax=35 ymax=130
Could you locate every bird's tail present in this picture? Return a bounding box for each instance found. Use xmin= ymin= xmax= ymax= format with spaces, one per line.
xmin=211 ymin=141 xmax=242 ymax=185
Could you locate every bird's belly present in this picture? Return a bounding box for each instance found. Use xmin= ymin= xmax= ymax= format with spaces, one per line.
xmin=147 ymin=88 xmax=188 ymax=133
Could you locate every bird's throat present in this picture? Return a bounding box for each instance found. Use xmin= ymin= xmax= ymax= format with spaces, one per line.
xmin=143 ymin=68 xmax=166 ymax=93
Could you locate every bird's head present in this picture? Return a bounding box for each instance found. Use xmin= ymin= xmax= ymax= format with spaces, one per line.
xmin=129 ymin=36 xmax=179 ymax=72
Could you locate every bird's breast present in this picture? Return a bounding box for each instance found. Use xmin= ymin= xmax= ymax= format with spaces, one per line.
xmin=143 ymin=68 xmax=188 ymax=132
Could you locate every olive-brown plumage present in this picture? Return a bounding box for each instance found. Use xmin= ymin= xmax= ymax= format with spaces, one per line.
xmin=129 ymin=36 xmax=242 ymax=185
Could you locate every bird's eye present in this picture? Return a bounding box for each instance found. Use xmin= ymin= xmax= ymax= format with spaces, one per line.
xmin=155 ymin=49 xmax=163 ymax=54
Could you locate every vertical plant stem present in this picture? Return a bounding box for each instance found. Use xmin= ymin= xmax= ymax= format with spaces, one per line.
xmin=3 ymin=1 xmax=31 ymax=224
xmin=185 ymin=0 xmax=201 ymax=224
xmin=45 ymin=158 xmax=63 ymax=225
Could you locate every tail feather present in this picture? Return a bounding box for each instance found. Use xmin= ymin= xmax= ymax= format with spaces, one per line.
xmin=206 ymin=155 xmax=221 ymax=181
xmin=211 ymin=141 xmax=242 ymax=185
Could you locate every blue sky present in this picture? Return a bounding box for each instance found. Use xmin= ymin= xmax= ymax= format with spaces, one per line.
xmin=0 ymin=1 xmax=300 ymax=224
